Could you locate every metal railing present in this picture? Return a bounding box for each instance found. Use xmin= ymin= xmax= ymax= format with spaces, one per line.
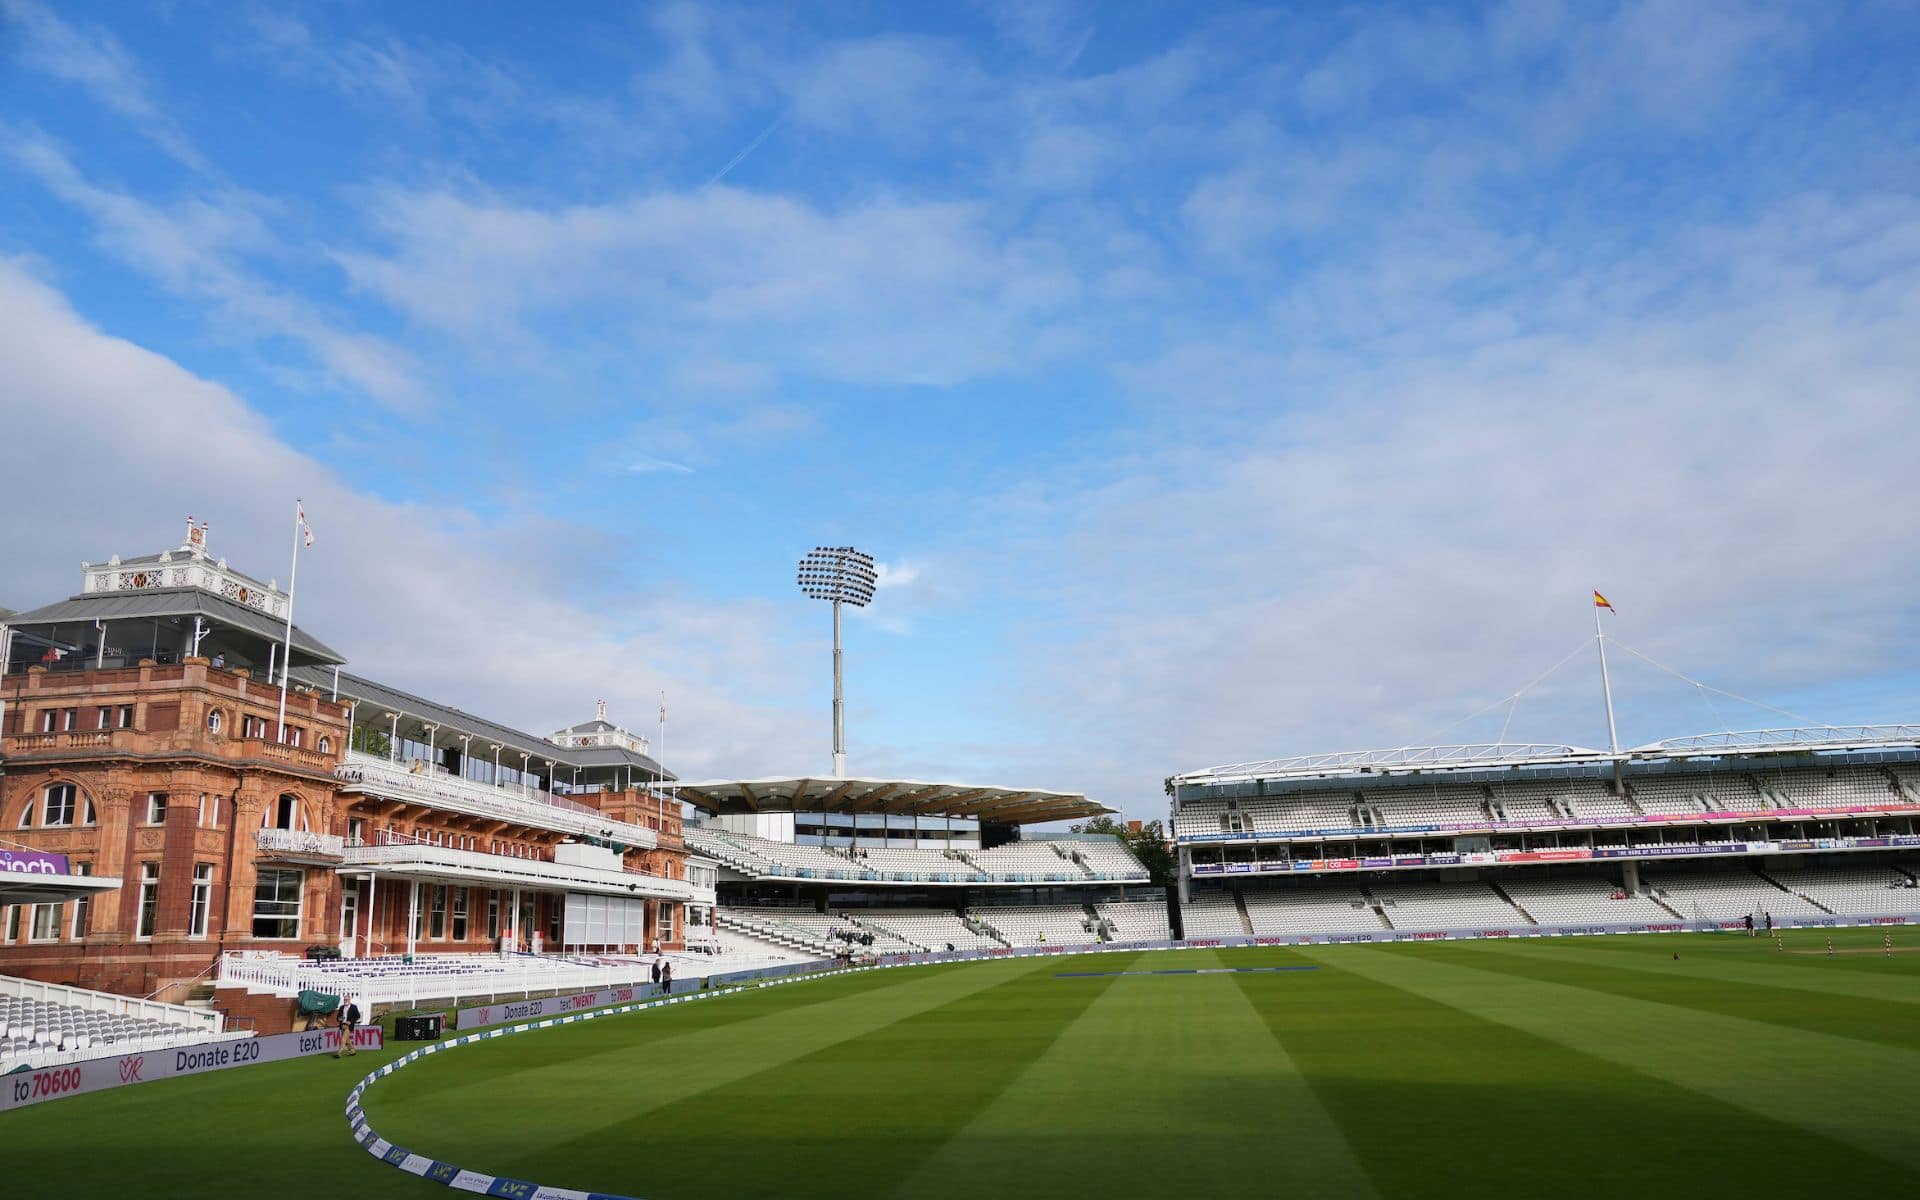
xmin=216 ymin=952 xmax=667 ymax=1008
xmin=336 ymin=752 xmax=657 ymax=848
xmin=0 ymin=974 xmax=224 ymax=1032
xmin=340 ymin=842 xmax=704 ymax=902
xmin=256 ymin=827 xmax=346 ymax=857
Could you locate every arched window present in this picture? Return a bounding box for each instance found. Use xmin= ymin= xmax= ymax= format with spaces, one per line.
xmin=272 ymin=793 xmax=300 ymax=831
xmin=42 ymin=784 xmax=77 ymax=827
xmin=16 ymin=799 xmax=32 ymax=828
xmin=316 ymin=736 xmax=332 ymax=755
xmin=207 ymin=709 xmax=223 ymax=735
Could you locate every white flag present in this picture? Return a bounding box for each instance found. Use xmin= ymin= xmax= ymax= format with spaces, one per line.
xmin=297 ymin=502 xmax=314 ymax=549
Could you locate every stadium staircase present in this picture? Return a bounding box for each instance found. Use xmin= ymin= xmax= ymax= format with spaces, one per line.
xmin=1644 ymin=890 xmax=1686 ymax=920
xmin=1488 ymin=880 xmax=1539 ymax=924
xmin=1051 ymin=843 xmax=1099 ymax=879
xmin=716 ymin=911 xmax=835 ymax=956
xmin=961 ymin=912 xmax=1010 ymax=947
xmin=1363 ymin=891 xmax=1395 ymax=930
xmin=849 ymin=915 xmax=927 ymax=950
xmin=1756 ymin=867 xmax=1835 ymax=915
xmin=1232 ymin=891 xmax=1253 ymax=937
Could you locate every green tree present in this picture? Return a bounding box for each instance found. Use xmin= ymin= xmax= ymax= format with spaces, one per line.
xmin=1070 ymin=815 xmax=1177 ymax=886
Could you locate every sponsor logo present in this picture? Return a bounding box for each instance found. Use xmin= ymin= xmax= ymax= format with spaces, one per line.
xmin=118 ymin=1056 xmax=144 ymax=1083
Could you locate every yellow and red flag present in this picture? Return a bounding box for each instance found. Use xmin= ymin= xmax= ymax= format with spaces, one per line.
xmin=1593 ymin=591 xmax=1614 ymax=611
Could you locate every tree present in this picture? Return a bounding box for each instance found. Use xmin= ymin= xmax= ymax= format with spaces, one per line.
xmin=1070 ymin=815 xmax=1177 ymax=886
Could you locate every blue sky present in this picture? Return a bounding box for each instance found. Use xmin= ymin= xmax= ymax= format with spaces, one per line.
xmin=4 ymin=1 xmax=1920 ymax=819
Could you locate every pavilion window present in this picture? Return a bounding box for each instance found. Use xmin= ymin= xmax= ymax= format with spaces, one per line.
xmin=486 ymin=891 xmax=500 ymax=940
xmin=146 ymin=792 xmax=168 ymax=824
xmin=273 ymin=794 xmax=299 ymax=830
xmin=61 ymin=708 xmax=76 ymax=731
xmin=451 ymin=888 xmax=469 ymax=940
xmin=96 ymin=706 xmax=112 ymax=730
xmin=429 ymin=886 xmax=447 ymax=938
xmin=189 ymin=864 xmax=213 ymax=937
xmin=30 ymin=903 xmax=61 ymax=942
xmin=43 ymin=784 xmax=76 ymax=827
xmin=251 ymin=869 xmax=303 ymax=939
xmin=71 ymin=863 xmax=91 ymax=939
xmin=118 ymin=705 xmax=134 ymax=728
xmin=136 ymin=863 xmax=161 ymax=939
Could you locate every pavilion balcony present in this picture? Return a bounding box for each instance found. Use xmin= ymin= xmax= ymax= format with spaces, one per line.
xmin=339 ymin=842 xmax=701 ymax=902
xmin=256 ymin=826 xmax=346 ymax=860
xmin=335 ymin=752 xmax=658 ymax=849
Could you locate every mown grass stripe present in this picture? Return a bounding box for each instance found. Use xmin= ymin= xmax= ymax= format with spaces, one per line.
xmin=537 ymin=953 xmax=1147 ymax=1200
xmin=1443 ymin=939 xmax=1920 ymax=1049
xmin=891 ymin=948 xmax=1378 ymax=1200
xmin=1304 ymin=945 xmax=1920 ymax=1175
xmin=366 ymin=956 xmax=1056 ymax=1188
xmin=1236 ymin=944 xmax=1920 ymax=1198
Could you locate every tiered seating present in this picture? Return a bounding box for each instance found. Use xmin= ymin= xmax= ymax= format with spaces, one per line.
xmin=965 ymin=843 xmax=1083 ymax=881
xmin=1173 ymin=801 xmax=1231 ymax=838
xmin=1 ymin=988 xmax=228 ymax=1068
xmin=1762 ymin=767 xmax=1907 ymax=809
xmin=851 ymin=848 xmax=983 ymax=880
xmin=1062 ymin=840 xmax=1152 ymax=879
xmin=1372 ymin=786 xmax=1489 ymax=828
xmin=1629 ymin=776 xmax=1709 ymax=815
xmin=1648 ymin=870 xmax=1826 ymax=920
xmin=978 ymin=904 xmax=1098 ymax=946
xmin=1368 ymin=881 xmax=1525 ymax=929
xmin=771 ymin=909 xmax=919 ymax=953
xmin=1565 ymin=785 xmax=1639 ymax=821
xmin=1240 ymin=793 xmax=1355 ymax=834
xmin=1764 ymin=864 xmax=1920 ymax=916
xmin=854 ymin=908 xmax=1000 ymax=950
xmin=1096 ymin=899 xmax=1171 ymax=941
xmin=1241 ymin=888 xmax=1382 ymax=935
xmin=1497 ymin=876 xmax=1678 ymax=925
xmin=1180 ymin=894 xmax=1247 ymax=938
xmin=1484 ymin=781 xmax=1567 ymax=822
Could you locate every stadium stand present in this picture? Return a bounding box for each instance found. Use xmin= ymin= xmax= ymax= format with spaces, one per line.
xmin=1762 ymin=864 xmax=1920 ymax=916
xmin=1366 ymin=880 xmax=1527 ymax=929
xmin=1068 ymin=840 xmax=1154 ymax=880
xmin=1495 ymin=876 xmax=1680 ymax=925
xmin=1095 ymin=898 xmax=1172 ymax=941
xmin=1180 ymin=893 xmax=1247 ymax=938
xmin=977 ymin=904 xmax=1100 ymax=947
xmin=1646 ymin=870 xmax=1828 ymax=920
xmin=1242 ymin=888 xmax=1384 ymax=935
xmin=851 ymin=908 xmax=1000 ymax=951
xmin=1 ymin=977 xmax=239 ymax=1069
xmin=690 ymin=824 xmax=1148 ymax=885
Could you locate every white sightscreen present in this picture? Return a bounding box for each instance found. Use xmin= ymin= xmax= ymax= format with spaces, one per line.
xmin=561 ymin=893 xmax=651 ymax=946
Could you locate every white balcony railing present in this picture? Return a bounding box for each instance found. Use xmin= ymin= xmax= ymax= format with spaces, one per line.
xmin=340 ymin=842 xmax=708 ymax=904
xmin=336 ymin=752 xmax=658 ymax=849
xmin=256 ymin=827 xmax=346 ymax=857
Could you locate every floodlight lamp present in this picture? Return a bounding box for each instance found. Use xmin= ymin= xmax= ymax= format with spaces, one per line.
xmin=796 ymin=546 xmax=878 ymax=608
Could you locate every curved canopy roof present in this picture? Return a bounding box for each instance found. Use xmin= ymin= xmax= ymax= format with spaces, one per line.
xmin=1171 ymin=726 xmax=1920 ymax=788
xmin=673 ymin=776 xmax=1110 ymax=825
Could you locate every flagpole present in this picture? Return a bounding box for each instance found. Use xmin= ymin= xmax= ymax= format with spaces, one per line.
xmin=276 ymin=500 xmax=302 ymax=743
xmin=1594 ymin=597 xmax=1620 ymax=755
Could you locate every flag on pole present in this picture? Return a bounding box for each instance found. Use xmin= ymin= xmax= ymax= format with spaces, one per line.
xmin=659 ymin=692 xmax=667 ymax=724
xmin=297 ymin=502 xmax=314 ymax=549
xmin=1593 ymin=591 xmax=1614 ymax=611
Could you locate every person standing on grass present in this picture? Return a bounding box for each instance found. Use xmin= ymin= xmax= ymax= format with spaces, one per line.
xmin=1744 ymin=913 xmax=1754 ymax=937
xmin=1765 ymin=911 xmax=1773 ymax=935
xmin=334 ymin=996 xmax=362 ymax=1057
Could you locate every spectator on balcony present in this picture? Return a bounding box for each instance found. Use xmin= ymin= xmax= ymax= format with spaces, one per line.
xmin=211 ymin=652 xmax=226 ymax=669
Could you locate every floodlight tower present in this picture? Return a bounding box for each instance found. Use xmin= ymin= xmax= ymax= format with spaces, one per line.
xmin=797 ymin=546 xmax=877 ymax=778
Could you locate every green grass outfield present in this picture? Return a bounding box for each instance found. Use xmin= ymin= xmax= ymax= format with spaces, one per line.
xmin=7 ymin=928 xmax=1920 ymax=1199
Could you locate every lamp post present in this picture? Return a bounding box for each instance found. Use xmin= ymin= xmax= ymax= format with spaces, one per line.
xmin=797 ymin=546 xmax=877 ymax=779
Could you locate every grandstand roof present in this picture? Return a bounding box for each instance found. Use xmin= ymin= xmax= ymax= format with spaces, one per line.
xmin=673 ymin=776 xmax=1110 ymax=825
xmin=1170 ymin=725 xmax=1920 ymax=789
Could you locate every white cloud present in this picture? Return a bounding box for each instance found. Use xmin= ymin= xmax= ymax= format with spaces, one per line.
xmin=0 ymin=258 xmax=819 ymax=782
xmin=5 ymin=132 xmax=426 ymax=411
xmin=1 ymin=0 xmax=207 ymax=171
